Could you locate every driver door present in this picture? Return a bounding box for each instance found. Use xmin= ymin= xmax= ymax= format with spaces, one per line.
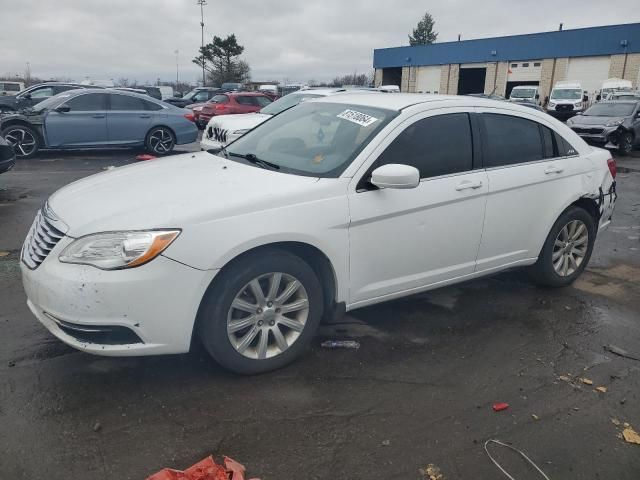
xmin=347 ymin=109 xmax=488 ymax=306
xmin=45 ymin=93 xmax=109 ymax=147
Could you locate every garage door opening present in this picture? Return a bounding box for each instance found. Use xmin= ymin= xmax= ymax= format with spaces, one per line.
xmin=458 ymin=68 xmax=486 ymax=95
xmin=506 ymin=80 xmax=539 ymax=99
xmin=381 ymin=67 xmax=402 ymax=88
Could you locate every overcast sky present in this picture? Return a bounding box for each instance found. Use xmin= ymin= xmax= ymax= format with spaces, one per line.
xmin=2 ymin=0 xmax=639 ymax=86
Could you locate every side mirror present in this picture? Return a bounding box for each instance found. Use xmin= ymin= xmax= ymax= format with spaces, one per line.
xmin=370 ymin=164 xmax=420 ymax=190
xmin=174 ymin=92 xmax=183 ymax=98
xmin=55 ymin=104 xmax=70 ymax=113
xmin=535 ymin=93 xmax=540 ymax=99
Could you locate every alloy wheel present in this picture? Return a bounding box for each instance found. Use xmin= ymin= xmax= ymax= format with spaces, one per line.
xmin=552 ymin=219 xmax=589 ymax=277
xmin=148 ymin=128 xmax=174 ymax=154
xmin=227 ymin=272 xmax=309 ymax=360
xmin=4 ymin=127 xmax=37 ymax=157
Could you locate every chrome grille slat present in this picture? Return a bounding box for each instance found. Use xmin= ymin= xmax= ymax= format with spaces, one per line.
xmin=22 ymin=205 xmax=66 ymax=269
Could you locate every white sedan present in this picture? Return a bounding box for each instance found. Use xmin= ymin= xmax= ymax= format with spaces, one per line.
xmin=200 ymin=88 xmax=369 ymax=151
xmin=21 ymin=94 xmax=617 ymax=374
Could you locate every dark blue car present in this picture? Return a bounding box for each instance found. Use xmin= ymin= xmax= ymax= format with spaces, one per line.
xmin=0 ymin=89 xmax=198 ymax=158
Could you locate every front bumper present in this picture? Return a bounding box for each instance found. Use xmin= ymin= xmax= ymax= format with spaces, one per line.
xmin=569 ymin=125 xmax=625 ymax=150
xmin=21 ymin=236 xmax=218 ymax=356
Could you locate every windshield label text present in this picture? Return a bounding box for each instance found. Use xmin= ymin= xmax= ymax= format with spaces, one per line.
xmin=337 ymin=109 xmax=378 ymax=127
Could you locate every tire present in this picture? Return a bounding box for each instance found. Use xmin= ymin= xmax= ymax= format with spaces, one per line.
xmin=198 ymin=250 xmax=324 ymax=374
xmin=529 ymin=206 xmax=596 ymax=287
xmin=617 ymin=132 xmax=633 ymax=156
xmin=145 ymin=126 xmax=175 ymax=155
xmin=1 ymin=124 xmax=39 ymax=159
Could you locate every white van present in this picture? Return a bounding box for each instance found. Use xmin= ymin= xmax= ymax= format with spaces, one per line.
xmin=598 ymin=78 xmax=632 ymax=101
xmin=158 ymin=86 xmax=174 ymax=100
xmin=509 ymin=85 xmax=540 ymax=104
xmin=547 ymin=81 xmax=586 ymax=119
xmin=0 ymin=81 xmax=25 ymax=96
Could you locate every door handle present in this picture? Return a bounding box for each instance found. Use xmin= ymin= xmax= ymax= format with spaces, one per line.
xmin=455 ymin=180 xmax=483 ymax=191
xmin=544 ymin=165 xmax=564 ymax=174
xmin=139 ymin=114 xmax=151 ymax=118
xmin=92 ymin=114 xmax=105 ymax=118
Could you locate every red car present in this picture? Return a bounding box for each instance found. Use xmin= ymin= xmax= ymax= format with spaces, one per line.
xmin=197 ymin=93 xmax=272 ymax=128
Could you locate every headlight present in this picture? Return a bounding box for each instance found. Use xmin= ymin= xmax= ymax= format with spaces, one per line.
xmin=548 ymin=102 xmax=556 ymax=108
xmin=232 ymin=129 xmax=250 ymax=135
xmin=574 ymin=101 xmax=583 ymax=107
xmin=59 ymin=230 xmax=180 ymax=270
xmin=605 ymin=119 xmax=623 ymax=127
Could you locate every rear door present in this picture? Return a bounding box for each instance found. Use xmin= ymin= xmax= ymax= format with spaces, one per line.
xmin=44 ymin=92 xmax=108 ymax=147
xmin=106 ymin=93 xmax=152 ymax=144
xmin=235 ymin=95 xmax=260 ymax=114
xmin=474 ymin=108 xmax=585 ymax=271
xmin=348 ymin=109 xmax=489 ymax=305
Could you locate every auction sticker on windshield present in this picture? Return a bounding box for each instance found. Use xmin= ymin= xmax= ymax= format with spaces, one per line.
xmin=337 ymin=109 xmax=379 ymax=127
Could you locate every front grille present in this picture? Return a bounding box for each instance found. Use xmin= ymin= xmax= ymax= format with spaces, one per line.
xmin=556 ymin=104 xmax=574 ymax=112
xmin=212 ymin=127 xmax=228 ymax=143
xmin=22 ymin=208 xmax=65 ymax=269
xmin=572 ymin=127 xmax=604 ymax=135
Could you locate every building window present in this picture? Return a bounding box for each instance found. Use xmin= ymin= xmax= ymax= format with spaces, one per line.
xmin=511 ymin=63 xmax=518 ymax=68
xmin=522 ymin=62 xmax=530 ymax=67
xmin=534 ymin=62 xmax=541 ymax=67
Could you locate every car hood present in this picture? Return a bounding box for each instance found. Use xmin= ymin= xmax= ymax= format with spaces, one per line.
xmin=48 ymin=151 xmax=319 ymax=237
xmin=207 ymin=113 xmax=271 ymax=129
xmin=570 ymin=115 xmax=625 ymax=126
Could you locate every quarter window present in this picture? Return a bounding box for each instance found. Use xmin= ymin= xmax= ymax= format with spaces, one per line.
xmin=554 ymin=132 xmax=577 ymax=156
xmin=66 ymin=93 xmax=107 ymax=111
xmin=376 ymin=113 xmax=474 ymax=179
xmin=142 ymin=99 xmax=163 ymax=111
xmin=482 ymin=113 xmax=543 ymax=167
xmin=109 ymin=94 xmax=146 ymax=111
xmin=541 ymin=125 xmax=556 ymax=158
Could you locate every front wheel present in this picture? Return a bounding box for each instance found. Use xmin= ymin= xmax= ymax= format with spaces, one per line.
xmin=1 ymin=124 xmax=40 ymax=159
xmin=529 ymin=206 xmax=596 ymax=287
xmin=198 ymin=250 xmax=324 ymax=374
xmin=145 ymin=126 xmax=175 ymax=155
xmin=617 ymin=132 xmax=633 ymax=156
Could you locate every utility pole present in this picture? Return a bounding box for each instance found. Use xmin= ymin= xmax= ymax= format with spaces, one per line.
xmin=175 ymin=49 xmax=179 ymax=87
xmin=197 ymin=0 xmax=207 ymax=86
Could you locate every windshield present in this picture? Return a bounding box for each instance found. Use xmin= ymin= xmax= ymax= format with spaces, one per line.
xmin=260 ymin=93 xmax=323 ymax=115
xmin=551 ymin=88 xmax=582 ymax=100
xmin=510 ymin=88 xmax=536 ymax=99
xmin=584 ymin=102 xmax=636 ymax=117
xmin=183 ymin=88 xmax=201 ymax=99
xmin=30 ymin=93 xmax=74 ymax=113
xmin=224 ymin=101 xmax=397 ymax=177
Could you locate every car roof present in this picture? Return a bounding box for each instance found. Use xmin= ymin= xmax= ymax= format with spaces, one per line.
xmin=310 ymin=93 xmax=517 ymax=111
xmin=221 ymin=92 xmax=270 ymax=97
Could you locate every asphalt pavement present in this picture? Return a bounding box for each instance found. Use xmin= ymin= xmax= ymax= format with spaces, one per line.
xmin=1 ymin=143 xmax=639 ymax=479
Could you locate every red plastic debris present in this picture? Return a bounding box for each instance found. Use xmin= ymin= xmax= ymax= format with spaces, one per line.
xmin=136 ymin=153 xmax=157 ymax=161
xmin=492 ymin=402 xmax=510 ymax=412
xmin=146 ymin=455 xmax=259 ymax=480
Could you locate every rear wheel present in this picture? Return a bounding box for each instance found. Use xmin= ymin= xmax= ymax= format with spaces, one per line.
xmin=198 ymin=250 xmax=323 ymax=374
xmin=1 ymin=125 xmax=39 ymax=159
xmin=145 ymin=126 xmax=175 ymax=155
xmin=529 ymin=206 xmax=596 ymax=287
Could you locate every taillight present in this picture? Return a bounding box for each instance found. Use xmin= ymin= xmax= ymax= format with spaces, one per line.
xmin=184 ymin=113 xmax=195 ymax=122
xmin=607 ymin=158 xmax=616 ymax=178
xmin=215 ymin=104 xmax=225 ymax=111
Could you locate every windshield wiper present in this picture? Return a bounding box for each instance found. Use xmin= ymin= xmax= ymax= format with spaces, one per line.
xmin=228 ymin=152 xmax=280 ymax=170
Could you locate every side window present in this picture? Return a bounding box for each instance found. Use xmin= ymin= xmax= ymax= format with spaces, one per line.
xmin=376 ymin=113 xmax=474 ymax=179
xmin=554 ymin=131 xmax=578 ymax=157
xmin=30 ymin=87 xmax=54 ymax=99
xmin=253 ymin=96 xmax=272 ymax=107
xmin=66 ymin=93 xmax=107 ymax=111
xmin=540 ymin=125 xmax=557 ymax=158
xmin=192 ymin=91 xmax=210 ymax=102
xmin=142 ymin=99 xmax=163 ymax=111
xmin=236 ymin=96 xmax=255 ymax=105
xmin=109 ymin=94 xmax=146 ymax=111
xmin=483 ymin=114 xmax=543 ymax=167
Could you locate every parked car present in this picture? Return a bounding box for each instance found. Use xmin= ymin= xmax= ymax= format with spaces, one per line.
xmin=1 ymin=81 xmax=25 ymax=96
xmin=607 ymin=91 xmax=640 ymax=101
xmin=20 ymin=94 xmax=616 ymax=374
xmin=0 ymin=89 xmax=197 ymax=158
xmin=509 ymin=86 xmax=540 ymax=104
xmin=113 ymin=87 xmax=150 ymax=96
xmin=546 ymin=81 xmax=587 ymax=119
xmin=133 ymin=86 xmax=163 ymax=100
xmin=598 ymin=78 xmax=632 ymax=101
xmin=517 ymin=102 xmax=546 ymax=112
xmin=567 ymin=100 xmax=640 ymax=155
xmin=196 ymin=93 xmax=272 ymax=129
xmin=0 ymin=82 xmax=99 ymax=113
xmin=164 ymin=87 xmax=222 ymax=108
xmin=201 ymin=88 xmax=369 ymax=150
xmin=0 ymin=135 xmax=16 ymax=174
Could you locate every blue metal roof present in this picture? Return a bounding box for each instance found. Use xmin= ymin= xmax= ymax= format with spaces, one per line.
xmin=374 ymin=23 xmax=640 ymax=69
